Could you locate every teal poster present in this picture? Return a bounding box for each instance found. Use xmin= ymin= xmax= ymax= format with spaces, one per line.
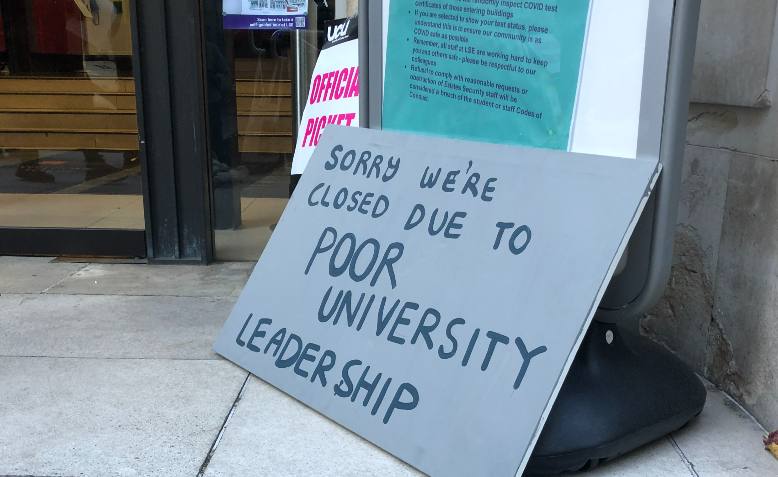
xmin=383 ymin=1 xmax=591 ymax=150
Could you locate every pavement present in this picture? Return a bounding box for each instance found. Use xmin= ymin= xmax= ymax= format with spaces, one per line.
xmin=1 ymin=256 xmax=776 ymax=477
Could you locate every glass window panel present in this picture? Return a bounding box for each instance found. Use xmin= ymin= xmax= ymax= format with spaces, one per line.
xmin=0 ymin=0 xmax=143 ymax=231
xmin=210 ymin=0 xmax=340 ymax=260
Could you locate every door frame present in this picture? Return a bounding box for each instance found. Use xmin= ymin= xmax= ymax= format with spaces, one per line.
xmin=129 ymin=0 xmax=214 ymax=263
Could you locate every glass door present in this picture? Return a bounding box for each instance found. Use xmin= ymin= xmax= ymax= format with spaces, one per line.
xmin=0 ymin=0 xmax=144 ymax=257
xmin=206 ymin=0 xmax=347 ymax=260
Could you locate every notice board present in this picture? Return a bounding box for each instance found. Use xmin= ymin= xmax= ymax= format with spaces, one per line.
xmin=381 ymin=0 xmax=659 ymax=159
xmin=384 ymin=0 xmax=591 ymax=150
xmin=215 ymin=126 xmax=660 ymax=476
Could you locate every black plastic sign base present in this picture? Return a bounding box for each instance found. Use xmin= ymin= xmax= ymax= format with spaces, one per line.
xmin=527 ymin=321 xmax=707 ymax=475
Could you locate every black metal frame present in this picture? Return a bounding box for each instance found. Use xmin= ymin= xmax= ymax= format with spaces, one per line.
xmin=129 ymin=0 xmax=214 ymax=263
xmin=0 ymin=228 xmax=146 ymax=258
xmin=0 ymin=0 xmax=148 ymax=260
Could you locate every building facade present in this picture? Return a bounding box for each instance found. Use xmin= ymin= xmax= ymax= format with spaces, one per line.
xmin=0 ymin=0 xmax=347 ymax=262
xmin=0 ymin=0 xmax=775 ymax=431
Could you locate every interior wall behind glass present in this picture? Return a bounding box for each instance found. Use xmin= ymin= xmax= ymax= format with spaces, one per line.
xmin=0 ymin=0 xmax=143 ymax=230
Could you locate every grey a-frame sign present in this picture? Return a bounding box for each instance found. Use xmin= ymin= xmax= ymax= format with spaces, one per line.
xmin=356 ymin=0 xmax=705 ymax=473
xmin=214 ymin=2 xmax=704 ymax=477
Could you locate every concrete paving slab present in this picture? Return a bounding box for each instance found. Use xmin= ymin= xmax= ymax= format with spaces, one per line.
xmin=0 ymin=294 xmax=235 ymax=359
xmin=47 ymin=261 xmax=254 ymax=297
xmin=0 ymin=256 xmax=85 ymax=294
xmin=205 ymin=378 xmax=776 ymax=477
xmin=0 ymin=357 xmax=248 ymax=477
xmin=671 ymin=383 xmax=778 ymax=476
xmin=203 ymin=377 xmax=421 ymax=477
xmin=2 ymin=257 xmax=774 ymax=477
xmin=585 ymin=438 xmax=688 ymax=477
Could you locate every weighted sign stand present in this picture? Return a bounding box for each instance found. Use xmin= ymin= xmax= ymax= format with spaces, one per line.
xmin=360 ymin=0 xmax=705 ymax=474
xmin=527 ymin=4 xmax=706 ymax=473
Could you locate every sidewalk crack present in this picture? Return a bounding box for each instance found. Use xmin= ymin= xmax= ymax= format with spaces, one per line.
xmin=196 ymin=373 xmax=251 ymax=477
xmin=668 ymin=434 xmax=700 ymax=477
xmin=41 ymin=263 xmax=89 ymax=294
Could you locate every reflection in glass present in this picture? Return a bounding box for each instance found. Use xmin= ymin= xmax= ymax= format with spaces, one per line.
xmin=208 ymin=0 xmax=337 ymax=260
xmin=0 ymin=0 xmax=143 ymax=230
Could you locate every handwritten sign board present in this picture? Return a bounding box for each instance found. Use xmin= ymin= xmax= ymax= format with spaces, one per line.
xmin=214 ymin=126 xmax=659 ymax=476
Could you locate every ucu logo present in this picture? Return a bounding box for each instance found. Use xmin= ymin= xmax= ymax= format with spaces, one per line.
xmin=327 ymin=19 xmax=351 ymax=43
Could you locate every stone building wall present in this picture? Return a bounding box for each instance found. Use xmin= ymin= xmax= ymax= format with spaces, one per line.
xmin=643 ymin=0 xmax=778 ymax=430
